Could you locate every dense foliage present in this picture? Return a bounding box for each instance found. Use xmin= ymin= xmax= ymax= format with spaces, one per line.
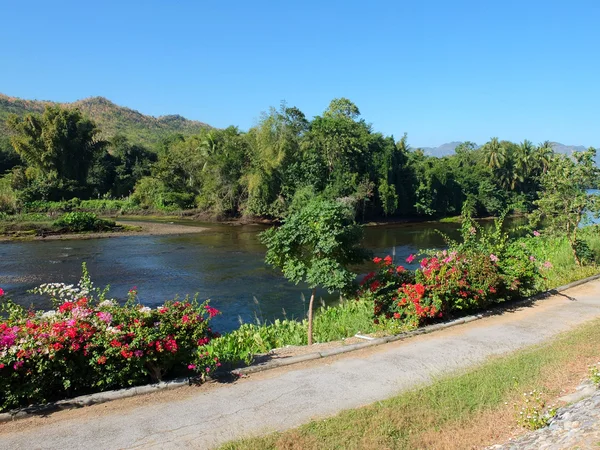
xmin=54 ymin=212 xmax=116 ymax=232
xmin=261 ymin=198 xmax=368 ymax=344
xmin=2 ymin=98 xmax=594 ymax=222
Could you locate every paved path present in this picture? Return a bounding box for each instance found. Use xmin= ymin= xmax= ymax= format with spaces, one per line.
xmin=2 ymin=281 xmax=600 ymax=449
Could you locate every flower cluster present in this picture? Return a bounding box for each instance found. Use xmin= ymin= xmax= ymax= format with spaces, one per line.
xmin=359 ymin=240 xmax=545 ymax=329
xmin=513 ymin=389 xmax=557 ymax=430
xmin=356 ymin=255 xmax=415 ymax=324
xmin=589 ymin=362 xmax=600 ymax=386
xmin=0 ymin=289 xmax=220 ymax=412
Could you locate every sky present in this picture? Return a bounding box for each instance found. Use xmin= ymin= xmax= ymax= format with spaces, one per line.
xmin=0 ymin=0 xmax=599 ymax=147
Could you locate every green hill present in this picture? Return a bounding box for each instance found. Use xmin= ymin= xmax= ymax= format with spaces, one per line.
xmin=0 ymin=93 xmax=211 ymax=148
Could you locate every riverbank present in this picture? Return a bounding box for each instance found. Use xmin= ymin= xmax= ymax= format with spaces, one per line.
xmin=0 ymin=220 xmax=208 ymax=241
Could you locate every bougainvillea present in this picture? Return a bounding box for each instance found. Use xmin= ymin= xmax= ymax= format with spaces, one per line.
xmin=0 ymin=269 xmax=220 ymax=412
xmin=359 ymin=243 xmax=544 ymax=329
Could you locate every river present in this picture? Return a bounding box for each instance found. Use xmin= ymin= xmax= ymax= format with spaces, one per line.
xmin=0 ymin=219 xmax=502 ymax=332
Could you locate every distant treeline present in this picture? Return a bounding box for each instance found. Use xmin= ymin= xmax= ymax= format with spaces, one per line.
xmin=0 ymin=98 xmax=594 ymax=220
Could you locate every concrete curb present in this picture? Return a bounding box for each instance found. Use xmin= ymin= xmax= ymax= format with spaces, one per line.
xmin=2 ymin=272 xmax=599 ymax=423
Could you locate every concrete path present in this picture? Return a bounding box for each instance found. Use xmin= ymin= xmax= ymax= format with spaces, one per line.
xmin=3 ymin=281 xmax=600 ymax=450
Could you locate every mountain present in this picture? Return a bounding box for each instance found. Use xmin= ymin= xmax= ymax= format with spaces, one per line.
xmin=418 ymin=141 xmax=466 ymax=157
xmin=0 ymin=94 xmax=211 ymax=147
xmin=418 ymin=141 xmax=596 ymax=159
xmin=549 ymin=142 xmax=587 ymax=155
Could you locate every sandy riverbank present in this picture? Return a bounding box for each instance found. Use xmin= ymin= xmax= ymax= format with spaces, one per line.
xmin=0 ymin=220 xmax=209 ymax=242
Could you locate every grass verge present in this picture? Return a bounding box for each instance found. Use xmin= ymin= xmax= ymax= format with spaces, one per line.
xmin=220 ymin=317 xmax=600 ymax=450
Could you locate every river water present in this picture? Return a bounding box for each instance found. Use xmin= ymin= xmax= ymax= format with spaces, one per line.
xmin=0 ymin=219 xmax=487 ymax=332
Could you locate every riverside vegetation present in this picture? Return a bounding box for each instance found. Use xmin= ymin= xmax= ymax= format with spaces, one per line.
xmin=1 ymin=95 xmax=600 ymax=415
xmin=2 ymin=213 xmax=599 ymax=411
xmin=1 ymin=96 xmax=595 ymax=225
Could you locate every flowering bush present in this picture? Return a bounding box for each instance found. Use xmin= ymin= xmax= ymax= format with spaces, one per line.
xmin=0 ymin=267 xmax=220 ymax=412
xmin=356 ymin=255 xmax=414 ymax=324
xmin=359 ymin=221 xmax=546 ymax=329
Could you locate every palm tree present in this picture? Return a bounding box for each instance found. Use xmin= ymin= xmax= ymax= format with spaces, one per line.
xmin=483 ymin=137 xmax=506 ymax=169
xmin=536 ymin=141 xmax=554 ymax=173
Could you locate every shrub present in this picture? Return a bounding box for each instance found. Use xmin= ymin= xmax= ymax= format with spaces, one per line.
xmin=356 ymin=255 xmax=414 ymax=322
xmin=0 ymin=271 xmax=220 ymax=412
xmin=54 ymin=212 xmax=115 ymax=232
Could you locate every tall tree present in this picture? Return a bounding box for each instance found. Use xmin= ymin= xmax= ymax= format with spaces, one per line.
xmin=6 ymin=105 xmax=106 ymax=186
xmin=483 ymin=137 xmax=506 ymax=169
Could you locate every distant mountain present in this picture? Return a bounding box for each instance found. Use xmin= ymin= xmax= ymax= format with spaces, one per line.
xmin=418 ymin=141 xmax=596 ymax=159
xmin=0 ymin=94 xmax=211 ymax=147
xmin=549 ymin=142 xmax=588 ymax=155
xmin=418 ymin=141 xmax=466 ymax=157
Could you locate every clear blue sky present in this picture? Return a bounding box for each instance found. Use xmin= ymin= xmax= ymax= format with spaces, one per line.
xmin=1 ymin=0 xmax=598 ymax=147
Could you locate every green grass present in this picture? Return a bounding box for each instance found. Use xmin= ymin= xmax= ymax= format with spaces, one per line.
xmin=531 ymin=226 xmax=600 ymax=288
xmin=207 ymin=298 xmax=385 ymax=365
xmin=220 ymin=317 xmax=600 ymax=450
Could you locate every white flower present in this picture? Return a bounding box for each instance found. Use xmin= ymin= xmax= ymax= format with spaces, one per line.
xmin=106 ymin=326 xmax=120 ymax=334
xmin=98 ymin=300 xmax=116 ymax=308
xmin=41 ymin=310 xmax=57 ymax=319
xmin=139 ymin=306 xmax=151 ymax=314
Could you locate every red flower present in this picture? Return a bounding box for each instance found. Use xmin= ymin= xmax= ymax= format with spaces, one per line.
xmin=97 ymin=356 xmax=107 ymax=365
xmin=204 ymin=305 xmax=219 ymax=318
xmin=0 ymin=288 xmax=4 ymax=297
xmin=110 ymin=339 xmax=121 ymax=348
xmin=383 ymin=255 xmax=393 ymax=266
xmin=393 ymin=312 xmax=401 ymax=319
xmin=59 ymin=302 xmax=75 ymax=313
xmin=373 ymin=257 xmax=383 ymax=264
xmin=0 ymin=363 xmax=5 ymax=369
xmin=396 ymin=265 xmax=405 ymax=273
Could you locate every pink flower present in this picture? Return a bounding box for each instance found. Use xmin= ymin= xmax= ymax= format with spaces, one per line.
xmin=204 ymin=305 xmax=219 ymax=318
xmin=0 ymin=288 xmax=4 ymax=297
xmin=529 ymin=256 xmax=536 ymax=261
xmin=406 ymin=254 xmax=415 ymax=264
xmin=96 ymin=311 xmax=112 ymax=324
xmin=533 ymin=230 xmax=541 ymax=237
xmin=543 ymin=261 xmax=553 ymax=269
xmin=133 ymin=350 xmax=144 ymax=358
xmin=490 ymin=254 xmax=499 ymax=262
xmin=188 ymin=364 xmax=196 ymax=370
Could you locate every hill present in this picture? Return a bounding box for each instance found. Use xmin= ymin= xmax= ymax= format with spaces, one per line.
xmin=418 ymin=141 xmax=597 ymax=163
xmin=0 ymin=94 xmax=211 ymax=148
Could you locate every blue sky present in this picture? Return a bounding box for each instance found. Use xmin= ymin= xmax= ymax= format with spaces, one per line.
xmin=1 ymin=0 xmax=598 ymax=147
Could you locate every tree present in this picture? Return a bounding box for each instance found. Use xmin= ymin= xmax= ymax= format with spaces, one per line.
xmin=6 ymin=105 xmax=106 ymax=187
xmin=483 ymin=137 xmax=506 ymax=169
xmin=260 ymin=199 xmax=369 ymax=344
xmin=531 ymin=148 xmax=600 ymax=265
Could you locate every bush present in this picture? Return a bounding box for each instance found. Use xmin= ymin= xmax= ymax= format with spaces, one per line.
xmin=54 ymin=212 xmax=115 ymax=232
xmin=0 ymin=271 xmax=220 ymax=412
xmin=358 ymin=212 xmax=546 ymax=329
